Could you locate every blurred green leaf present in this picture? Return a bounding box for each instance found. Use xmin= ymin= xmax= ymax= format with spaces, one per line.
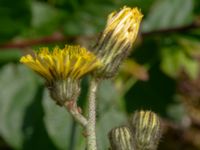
xmin=167 ymin=103 xmax=187 ymax=123
xmin=194 ymin=0 xmax=200 ymax=14
xmin=26 ymin=1 xmax=65 ymax=37
xmin=0 ymin=0 xmax=31 ymax=42
xmin=43 ymin=90 xmax=85 ymax=150
xmin=142 ymin=0 xmax=194 ymax=32
xmin=120 ymin=0 xmax=156 ymax=15
xmin=160 ymin=47 xmax=199 ymax=79
xmin=63 ymin=4 xmax=112 ymax=35
xmin=0 ymin=64 xmax=39 ymax=149
xmin=0 ymin=49 xmax=21 ymax=64
xmin=0 ymin=64 xmax=58 ymax=150
xmin=178 ymin=37 xmax=200 ymax=57
xmin=121 ymin=59 xmax=149 ymax=81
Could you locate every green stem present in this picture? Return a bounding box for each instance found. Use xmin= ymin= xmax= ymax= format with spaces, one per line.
xmin=64 ymin=101 xmax=88 ymax=127
xmin=86 ymin=78 xmax=99 ymax=150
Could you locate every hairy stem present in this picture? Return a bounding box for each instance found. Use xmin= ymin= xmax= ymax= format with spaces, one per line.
xmin=86 ymin=78 xmax=99 ymax=150
xmin=64 ymin=100 xmax=88 ymax=127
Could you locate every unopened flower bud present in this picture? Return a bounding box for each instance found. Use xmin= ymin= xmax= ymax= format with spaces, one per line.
xmin=130 ymin=110 xmax=162 ymax=150
xmin=109 ymin=126 xmax=135 ymax=150
xmin=93 ymin=7 xmax=143 ymax=78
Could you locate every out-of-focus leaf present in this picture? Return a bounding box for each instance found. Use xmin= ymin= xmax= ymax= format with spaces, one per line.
xmin=142 ymin=0 xmax=194 ymax=32
xmin=0 ymin=64 xmax=39 ymax=149
xmin=115 ymin=59 xmax=149 ymax=98
xmin=63 ymin=4 xmax=112 ymax=36
xmin=0 ymin=0 xmax=31 ymax=42
xmin=194 ymin=0 xmax=200 ymax=14
xmin=167 ymin=103 xmax=187 ymax=124
xmin=96 ymin=80 xmax=127 ymax=150
xmin=0 ymin=49 xmax=21 ymax=63
xmin=121 ymin=59 xmax=149 ymax=81
xmin=43 ymin=90 xmax=85 ymax=150
xmin=120 ymin=0 xmax=156 ymax=15
xmin=160 ymin=47 xmax=199 ymax=79
xmin=26 ymin=1 xmax=65 ymax=37
xmin=0 ymin=64 xmax=64 ymax=150
xmin=178 ymin=37 xmax=200 ymax=58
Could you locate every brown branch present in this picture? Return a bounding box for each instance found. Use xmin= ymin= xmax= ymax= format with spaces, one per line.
xmin=0 ymin=19 xmax=200 ymax=50
xmin=142 ymin=22 xmax=200 ymax=37
xmin=0 ymin=32 xmax=74 ymax=49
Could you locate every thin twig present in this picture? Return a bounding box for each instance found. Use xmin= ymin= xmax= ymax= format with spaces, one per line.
xmin=1 ymin=20 xmax=200 ymax=49
xmin=64 ymin=100 xmax=88 ymax=127
xmin=86 ymin=78 xmax=99 ymax=150
xmin=142 ymin=22 xmax=200 ymax=37
xmin=0 ymin=32 xmax=74 ymax=49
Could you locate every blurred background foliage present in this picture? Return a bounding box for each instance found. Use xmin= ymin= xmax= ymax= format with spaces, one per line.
xmin=1 ymin=0 xmax=200 ymax=149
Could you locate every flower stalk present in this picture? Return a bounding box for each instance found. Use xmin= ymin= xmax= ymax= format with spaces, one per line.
xmin=64 ymin=100 xmax=88 ymax=127
xmin=86 ymin=78 xmax=99 ymax=150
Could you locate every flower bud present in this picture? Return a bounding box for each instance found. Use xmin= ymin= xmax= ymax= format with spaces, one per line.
xmin=93 ymin=7 xmax=143 ymax=78
xmin=130 ymin=110 xmax=162 ymax=150
xmin=109 ymin=126 xmax=135 ymax=150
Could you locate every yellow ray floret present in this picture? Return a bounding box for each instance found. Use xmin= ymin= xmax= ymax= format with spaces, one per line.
xmin=20 ymin=45 xmax=102 ymax=81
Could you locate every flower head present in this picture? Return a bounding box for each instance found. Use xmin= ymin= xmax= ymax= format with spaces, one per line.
xmin=20 ymin=45 xmax=101 ymax=82
xmin=93 ymin=7 xmax=143 ymax=78
xmin=20 ymin=45 xmax=101 ymax=105
xmin=130 ymin=110 xmax=162 ymax=150
xmin=109 ymin=126 xmax=134 ymax=150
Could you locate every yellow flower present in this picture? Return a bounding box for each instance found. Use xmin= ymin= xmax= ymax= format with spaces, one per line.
xmin=20 ymin=45 xmax=101 ymax=82
xmin=20 ymin=45 xmax=102 ymax=105
xmin=93 ymin=7 xmax=143 ymax=78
